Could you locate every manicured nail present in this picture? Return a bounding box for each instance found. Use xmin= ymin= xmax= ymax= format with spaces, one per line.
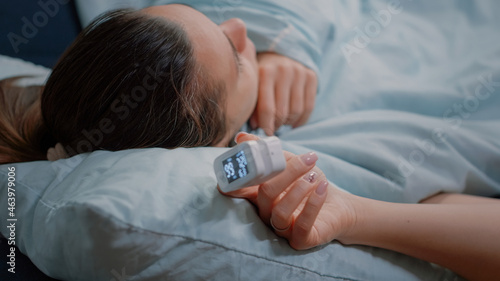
xmin=234 ymin=132 xmax=248 ymax=143
xmin=315 ymin=181 xmax=328 ymax=195
xmin=300 ymin=152 xmax=318 ymax=166
xmin=303 ymin=171 xmax=318 ymax=183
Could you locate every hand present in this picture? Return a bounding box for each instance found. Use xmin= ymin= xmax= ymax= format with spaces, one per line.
xmin=219 ymin=133 xmax=357 ymax=250
xmin=250 ymin=52 xmax=318 ymax=136
xmin=47 ymin=143 xmax=69 ymax=161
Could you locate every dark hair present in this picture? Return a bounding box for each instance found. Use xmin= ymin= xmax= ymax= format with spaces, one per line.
xmin=0 ymin=77 xmax=54 ymax=164
xmin=41 ymin=9 xmax=227 ymax=156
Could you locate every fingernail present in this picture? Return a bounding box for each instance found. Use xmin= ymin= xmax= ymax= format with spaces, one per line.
xmin=300 ymin=152 xmax=318 ymax=166
xmin=315 ymin=181 xmax=328 ymax=195
xmin=234 ymin=132 xmax=248 ymax=143
xmin=303 ymin=171 xmax=318 ymax=183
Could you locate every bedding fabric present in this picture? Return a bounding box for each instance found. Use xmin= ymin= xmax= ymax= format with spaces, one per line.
xmin=0 ymin=148 xmax=462 ymax=281
xmin=76 ymin=0 xmax=500 ymax=202
xmin=1 ymin=0 xmax=500 ymax=280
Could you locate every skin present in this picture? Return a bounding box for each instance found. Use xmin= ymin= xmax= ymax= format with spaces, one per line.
xmin=226 ymin=132 xmax=500 ymax=281
xmin=143 ymin=4 xmax=259 ymax=146
xmin=143 ymin=5 xmax=500 ymax=279
xmin=47 ymin=4 xmax=498 ymax=280
xmin=251 ymin=52 xmax=317 ymax=136
xmin=47 ymin=5 xmax=318 ymax=155
xmin=143 ymin=4 xmax=318 ymax=144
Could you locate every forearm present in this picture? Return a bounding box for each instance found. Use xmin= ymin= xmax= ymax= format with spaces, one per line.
xmin=340 ymin=197 xmax=500 ymax=281
xmin=420 ymin=192 xmax=500 ymax=204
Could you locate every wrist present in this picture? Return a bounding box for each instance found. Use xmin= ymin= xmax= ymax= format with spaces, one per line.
xmin=336 ymin=194 xmax=379 ymax=246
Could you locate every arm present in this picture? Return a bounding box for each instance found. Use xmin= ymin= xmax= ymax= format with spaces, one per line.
xmin=342 ymin=196 xmax=500 ymax=281
xmin=222 ymin=133 xmax=500 ymax=280
xmin=420 ymin=192 xmax=500 ymax=204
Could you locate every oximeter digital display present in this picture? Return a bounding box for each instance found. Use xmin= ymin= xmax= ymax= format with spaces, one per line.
xmin=221 ymin=150 xmax=249 ymax=184
xmin=214 ymin=136 xmax=286 ymax=193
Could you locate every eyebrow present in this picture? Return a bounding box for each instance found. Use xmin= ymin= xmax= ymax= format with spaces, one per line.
xmin=223 ymin=33 xmax=241 ymax=77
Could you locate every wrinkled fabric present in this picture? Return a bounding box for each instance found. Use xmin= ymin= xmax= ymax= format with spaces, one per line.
xmin=1 ymin=0 xmax=499 ymax=280
xmin=76 ymin=0 xmax=500 ymax=201
xmin=0 ymin=148 xmax=463 ymax=281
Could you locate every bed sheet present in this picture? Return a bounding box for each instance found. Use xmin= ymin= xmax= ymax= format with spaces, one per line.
xmin=137 ymin=0 xmax=500 ymax=201
xmin=293 ymin=0 xmax=500 ymax=201
xmin=1 ymin=0 xmax=499 ymax=280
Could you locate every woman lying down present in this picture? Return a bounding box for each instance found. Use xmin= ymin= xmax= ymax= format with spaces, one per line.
xmin=0 ymin=4 xmax=499 ymax=280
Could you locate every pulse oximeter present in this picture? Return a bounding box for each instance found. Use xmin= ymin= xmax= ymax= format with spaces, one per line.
xmin=214 ymin=136 xmax=286 ymax=193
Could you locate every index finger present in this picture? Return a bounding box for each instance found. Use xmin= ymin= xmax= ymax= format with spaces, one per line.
xmin=256 ymin=152 xmax=318 ymax=222
xmin=257 ymin=66 xmax=276 ymax=136
xmin=294 ymin=70 xmax=317 ymax=127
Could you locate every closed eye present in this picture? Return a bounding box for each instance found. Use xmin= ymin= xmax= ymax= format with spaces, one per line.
xmin=223 ymin=33 xmax=242 ymax=75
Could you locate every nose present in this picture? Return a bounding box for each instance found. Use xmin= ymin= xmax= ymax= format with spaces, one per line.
xmin=219 ymin=18 xmax=247 ymax=53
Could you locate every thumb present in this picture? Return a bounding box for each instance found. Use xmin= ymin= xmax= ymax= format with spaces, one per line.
xmin=235 ymin=132 xmax=294 ymax=160
xmin=218 ymin=184 xmax=259 ymax=205
xmin=234 ymin=132 xmax=260 ymax=144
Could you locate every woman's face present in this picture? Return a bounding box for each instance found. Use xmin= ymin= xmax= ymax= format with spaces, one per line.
xmin=143 ymin=4 xmax=259 ymax=146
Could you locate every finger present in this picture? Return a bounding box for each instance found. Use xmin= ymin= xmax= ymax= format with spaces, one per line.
xmin=290 ymin=180 xmax=328 ymax=249
xmin=257 ymin=66 xmax=276 ymax=136
xmin=286 ymin=69 xmax=306 ymax=126
xmin=47 ymin=147 xmax=57 ymax=161
xmin=218 ymin=184 xmax=259 ymax=205
xmin=274 ymin=67 xmax=292 ymax=130
xmin=270 ymin=171 xmax=320 ymax=232
xmin=249 ymin=112 xmax=258 ymax=131
xmin=234 ymin=132 xmax=296 ymax=161
xmin=257 ymin=152 xmax=318 ymax=222
xmin=294 ymin=70 xmax=317 ymax=127
xmin=234 ymin=132 xmax=260 ymax=144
